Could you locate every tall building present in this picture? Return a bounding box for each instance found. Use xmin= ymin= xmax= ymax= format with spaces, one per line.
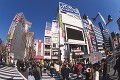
xmin=51 ymin=20 xmax=59 ymax=60
xmin=6 ymin=12 xmax=31 ymax=60
xmin=43 ymin=22 xmax=52 ymax=60
xmin=83 ymin=19 xmax=103 ymax=64
xmin=83 ymin=19 xmax=97 ymax=53
xmin=53 ymin=2 xmax=88 ymax=61
xmin=111 ymin=32 xmax=120 ymax=48
xmin=92 ymin=25 xmax=104 ymax=53
xmin=98 ymin=22 xmax=112 ymax=51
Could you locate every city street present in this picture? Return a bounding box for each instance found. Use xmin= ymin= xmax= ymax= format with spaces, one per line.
xmin=0 ymin=0 xmax=120 ymax=80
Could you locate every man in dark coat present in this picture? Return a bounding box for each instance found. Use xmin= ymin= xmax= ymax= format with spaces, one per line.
xmin=61 ymin=65 xmax=70 ymax=80
xmin=102 ymin=59 xmax=108 ymax=80
xmin=16 ymin=59 xmax=20 ymax=71
xmin=33 ymin=67 xmax=40 ymax=80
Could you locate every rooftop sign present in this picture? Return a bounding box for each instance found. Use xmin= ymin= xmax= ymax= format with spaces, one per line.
xmin=59 ymin=2 xmax=80 ymax=16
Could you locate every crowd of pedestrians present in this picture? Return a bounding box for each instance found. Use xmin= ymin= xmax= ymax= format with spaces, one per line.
xmin=16 ymin=58 xmax=105 ymax=80
xmin=15 ymin=54 xmax=120 ymax=80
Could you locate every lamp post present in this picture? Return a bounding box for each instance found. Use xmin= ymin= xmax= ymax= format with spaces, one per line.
xmin=92 ymin=12 xmax=114 ymax=52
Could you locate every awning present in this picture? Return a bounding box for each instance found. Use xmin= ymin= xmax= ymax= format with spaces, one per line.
xmin=34 ymin=56 xmax=43 ymax=59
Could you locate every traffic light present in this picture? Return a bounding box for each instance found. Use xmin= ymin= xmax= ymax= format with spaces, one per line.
xmin=108 ymin=15 xmax=113 ymax=22
xmin=83 ymin=14 xmax=88 ymax=20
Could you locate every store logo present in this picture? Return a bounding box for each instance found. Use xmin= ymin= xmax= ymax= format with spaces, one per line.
xmin=59 ymin=2 xmax=80 ymax=16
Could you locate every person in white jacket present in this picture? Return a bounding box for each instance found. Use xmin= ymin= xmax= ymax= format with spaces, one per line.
xmin=28 ymin=72 xmax=35 ymax=80
xmin=55 ymin=63 xmax=60 ymax=77
xmin=93 ymin=67 xmax=99 ymax=80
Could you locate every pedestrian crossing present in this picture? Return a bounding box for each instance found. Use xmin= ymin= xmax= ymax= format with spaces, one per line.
xmin=42 ymin=72 xmax=55 ymax=80
xmin=0 ymin=66 xmax=27 ymax=80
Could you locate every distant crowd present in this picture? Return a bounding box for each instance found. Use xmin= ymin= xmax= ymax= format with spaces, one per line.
xmin=15 ymin=57 xmax=119 ymax=80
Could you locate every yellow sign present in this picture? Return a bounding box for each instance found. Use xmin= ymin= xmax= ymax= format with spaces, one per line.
xmin=59 ymin=14 xmax=63 ymax=28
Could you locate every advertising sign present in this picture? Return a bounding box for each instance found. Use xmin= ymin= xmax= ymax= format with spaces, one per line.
xmin=59 ymin=2 xmax=80 ymax=17
xmin=52 ymin=20 xmax=59 ymax=33
xmin=59 ymin=14 xmax=63 ymax=28
xmin=37 ymin=40 xmax=42 ymax=56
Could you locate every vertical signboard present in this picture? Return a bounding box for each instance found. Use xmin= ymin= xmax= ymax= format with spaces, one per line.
xmin=52 ymin=20 xmax=59 ymax=33
xmin=45 ymin=22 xmax=52 ymax=36
xmin=37 ymin=40 xmax=42 ymax=56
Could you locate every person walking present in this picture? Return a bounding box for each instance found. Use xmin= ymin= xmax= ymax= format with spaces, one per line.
xmin=76 ymin=62 xmax=83 ymax=79
xmin=33 ymin=67 xmax=40 ymax=80
xmin=61 ymin=65 xmax=70 ymax=80
xmin=55 ymin=63 xmax=60 ymax=77
xmin=28 ymin=72 xmax=35 ymax=80
xmin=93 ymin=67 xmax=99 ymax=80
xmin=102 ymin=59 xmax=108 ymax=80
xmin=116 ymin=55 xmax=120 ymax=80
xmin=16 ymin=59 xmax=20 ymax=71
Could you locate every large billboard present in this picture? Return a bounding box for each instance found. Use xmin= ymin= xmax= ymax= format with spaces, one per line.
xmin=52 ymin=20 xmax=59 ymax=33
xmin=45 ymin=22 xmax=51 ymax=36
xmin=66 ymin=27 xmax=84 ymax=41
xmin=59 ymin=2 xmax=80 ymax=17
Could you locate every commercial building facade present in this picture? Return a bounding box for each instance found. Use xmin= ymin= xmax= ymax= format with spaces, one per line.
xmin=55 ymin=2 xmax=88 ymax=61
xmin=43 ymin=22 xmax=52 ymax=60
xmin=98 ymin=22 xmax=112 ymax=51
xmin=92 ymin=25 xmax=104 ymax=53
xmin=6 ymin=12 xmax=31 ymax=60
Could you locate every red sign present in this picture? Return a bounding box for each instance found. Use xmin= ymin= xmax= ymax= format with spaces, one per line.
xmin=37 ymin=40 xmax=42 ymax=56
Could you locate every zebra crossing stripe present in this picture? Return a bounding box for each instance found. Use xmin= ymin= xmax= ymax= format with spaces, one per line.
xmin=0 ymin=67 xmax=16 ymax=70
xmin=0 ymin=78 xmax=6 ymax=80
xmin=0 ymin=66 xmax=26 ymax=80
xmin=0 ymin=71 xmax=20 ymax=76
xmin=0 ymin=74 xmax=12 ymax=79
xmin=13 ymin=77 xmax=24 ymax=79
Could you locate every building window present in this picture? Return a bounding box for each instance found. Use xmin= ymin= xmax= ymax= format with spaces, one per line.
xmin=53 ymin=43 xmax=58 ymax=48
xmin=52 ymin=52 xmax=58 ymax=56
xmin=53 ymin=37 xmax=58 ymax=41
xmin=45 ymin=45 xmax=50 ymax=49
xmin=45 ymin=37 xmax=51 ymax=43
xmin=45 ymin=52 xmax=50 ymax=56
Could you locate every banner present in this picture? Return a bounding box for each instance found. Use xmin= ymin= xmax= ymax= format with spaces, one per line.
xmin=52 ymin=20 xmax=59 ymax=33
xmin=37 ymin=40 xmax=42 ymax=56
xmin=59 ymin=14 xmax=63 ymax=28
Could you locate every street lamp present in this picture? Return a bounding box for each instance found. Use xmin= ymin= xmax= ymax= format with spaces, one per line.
xmin=92 ymin=12 xmax=114 ymax=52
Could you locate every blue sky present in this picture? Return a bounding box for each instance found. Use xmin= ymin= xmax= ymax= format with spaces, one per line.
xmin=0 ymin=0 xmax=120 ymax=41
